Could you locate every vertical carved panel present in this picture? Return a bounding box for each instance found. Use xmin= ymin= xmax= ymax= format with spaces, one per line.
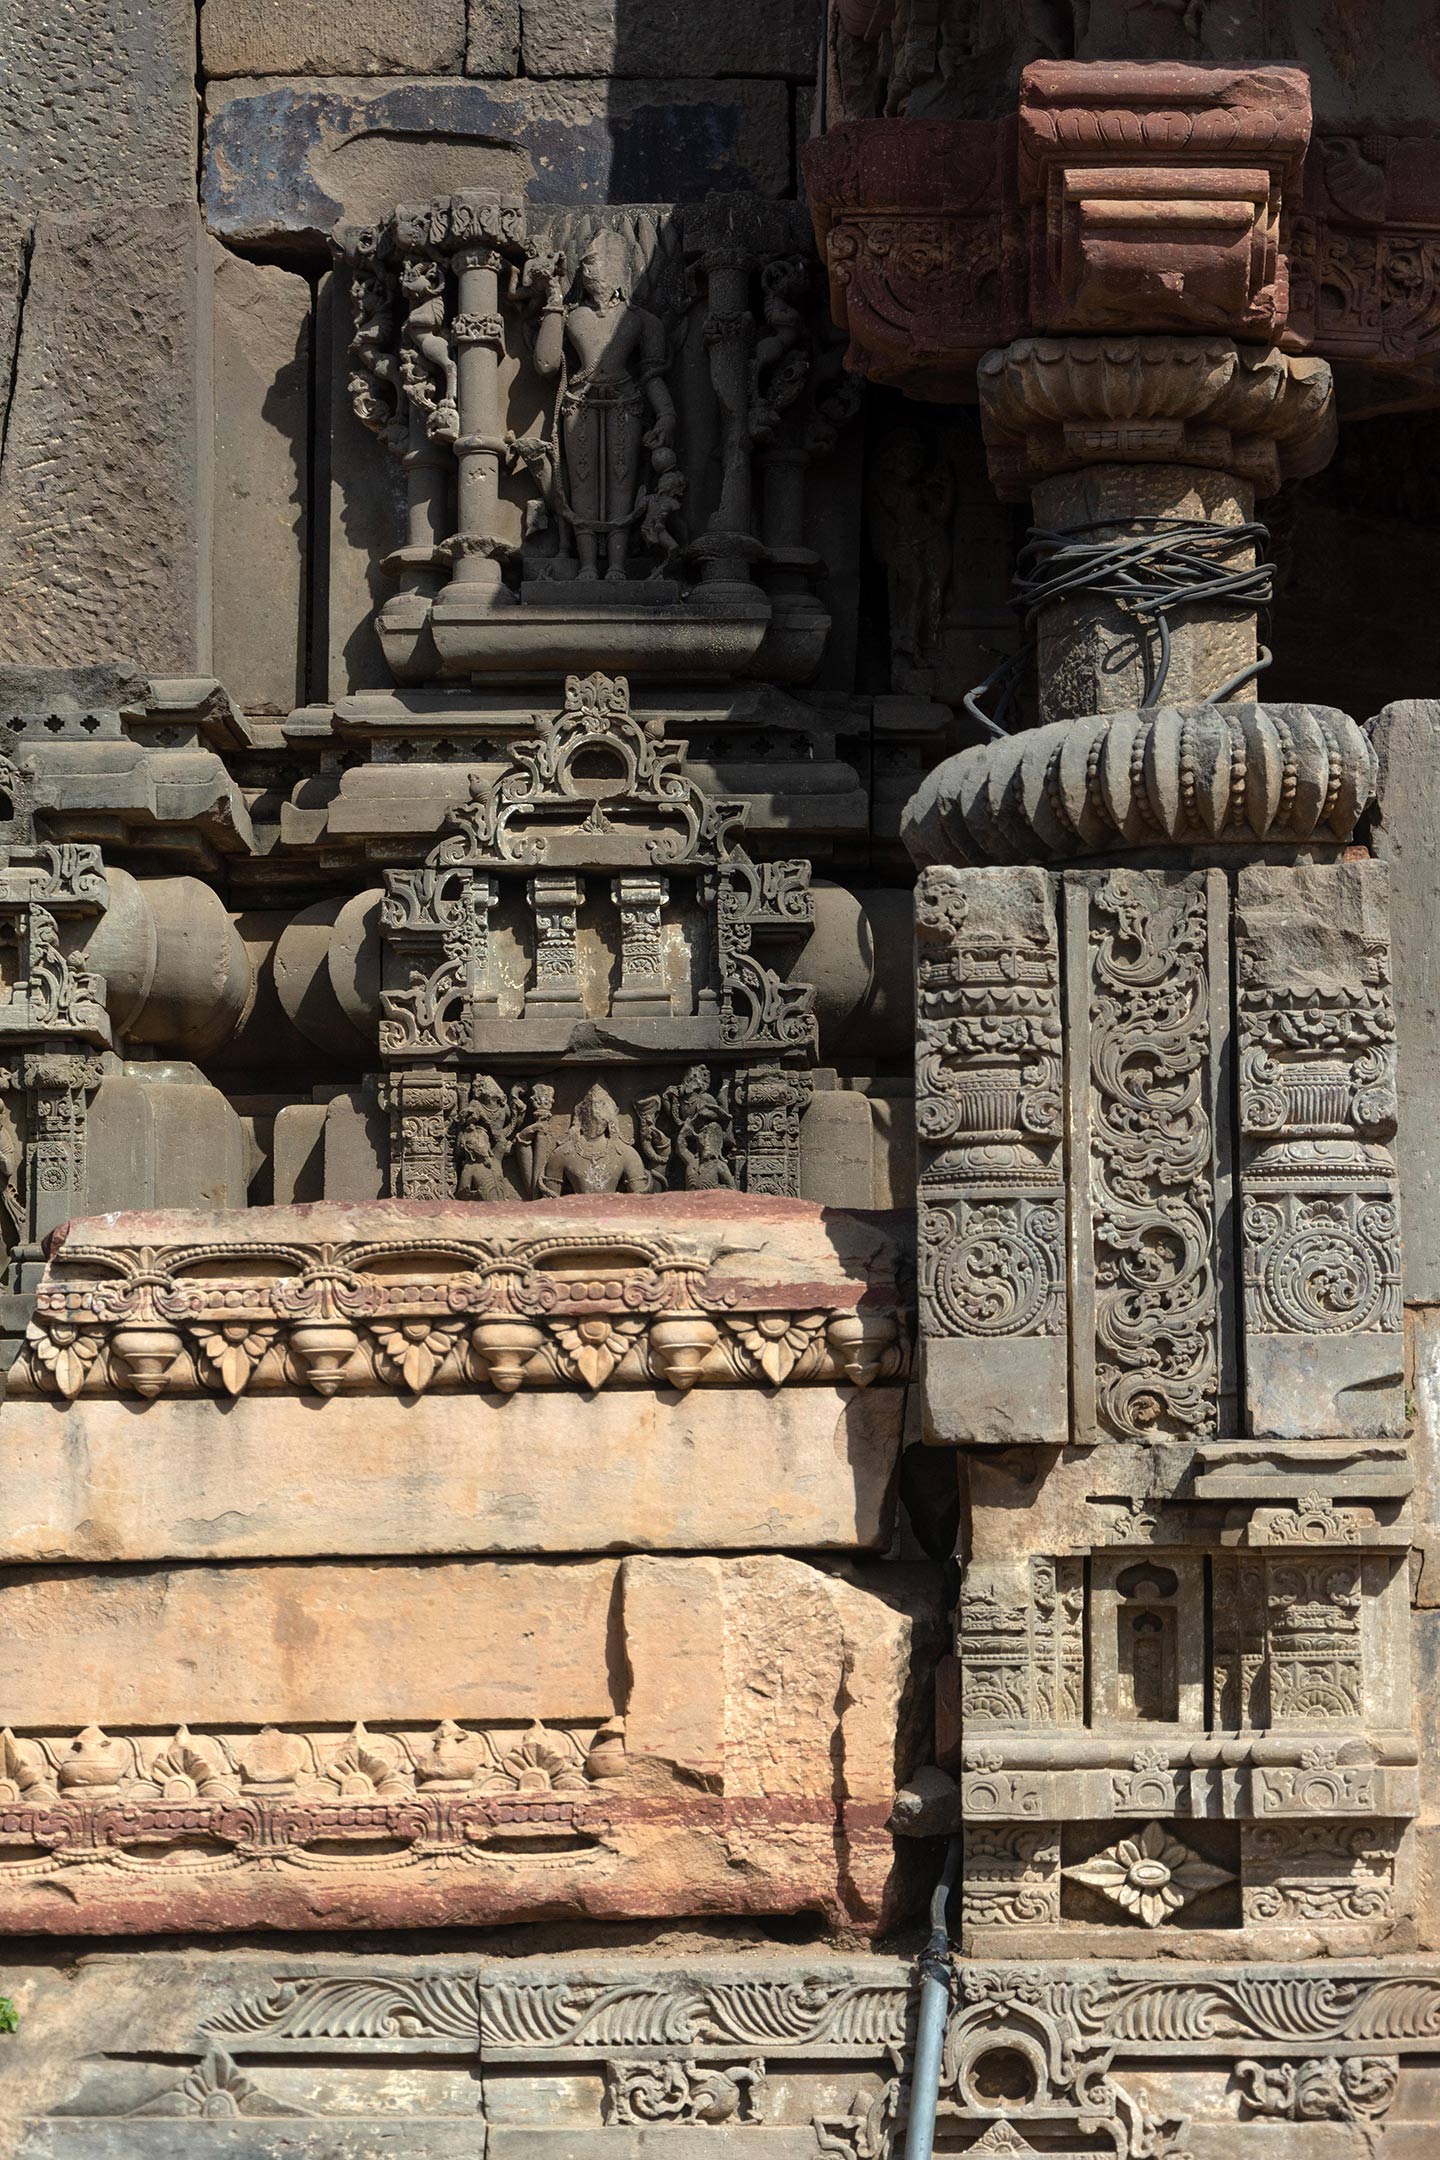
xmin=1236 ymin=861 xmax=1404 ymax=1438
xmin=1264 ymin=1556 xmax=1364 ymax=1725
xmin=1212 ymin=1552 xmax=1269 ymax=1731
xmin=957 ymin=1557 xmax=1083 ymax=1727
xmin=915 ymin=865 xmax=1067 ymax=1446
xmin=1066 ymin=869 xmax=1231 ymax=1445
xmin=387 ymin=1068 xmax=460 ymax=1200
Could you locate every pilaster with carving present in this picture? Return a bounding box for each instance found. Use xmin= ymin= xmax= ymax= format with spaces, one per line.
xmin=915 ymin=864 xmax=1066 ymax=1446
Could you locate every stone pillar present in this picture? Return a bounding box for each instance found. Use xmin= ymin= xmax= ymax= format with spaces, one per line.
xmin=526 ymin=872 xmax=585 ymax=1018
xmin=978 ymin=336 xmax=1336 ymax=723
xmin=611 ymin=875 xmax=670 ymax=1015
xmin=444 ymin=242 xmax=513 ymax=610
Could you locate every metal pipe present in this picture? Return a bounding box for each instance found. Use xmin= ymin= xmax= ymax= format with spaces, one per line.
xmin=902 ymin=1836 xmax=961 ymax=2160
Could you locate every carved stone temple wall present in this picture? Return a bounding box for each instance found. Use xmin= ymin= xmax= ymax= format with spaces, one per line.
xmin=7 ymin=3 xmax=1440 ymax=2156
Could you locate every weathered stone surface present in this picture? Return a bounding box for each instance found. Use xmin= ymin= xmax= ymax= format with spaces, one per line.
xmin=204 ymin=77 xmax=793 ymax=250
xmin=466 ymin=0 xmax=519 ymax=74
xmin=0 ymin=1557 xmax=616 ymax=1725
xmin=1371 ymin=700 xmax=1440 ymax=1302
xmin=0 ymin=1382 xmax=903 ymax=1560
xmin=0 ymin=1553 xmax=940 ymax=1932
xmin=212 ymin=251 xmax=310 ymax=714
xmin=0 ymin=0 xmax=195 ymax=213
xmin=0 ymin=211 xmax=211 ymax=672
xmin=203 ymin=0 xmax=466 ymax=76
xmin=519 ymin=0 xmax=818 ymax=80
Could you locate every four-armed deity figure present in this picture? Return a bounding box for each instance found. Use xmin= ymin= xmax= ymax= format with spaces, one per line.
xmin=530 ymin=232 xmax=678 ymax=583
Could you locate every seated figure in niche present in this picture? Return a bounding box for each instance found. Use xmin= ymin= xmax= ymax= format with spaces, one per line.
xmin=528 ymin=231 xmax=678 ymax=583
xmin=541 ymin=1083 xmax=654 ymax=1195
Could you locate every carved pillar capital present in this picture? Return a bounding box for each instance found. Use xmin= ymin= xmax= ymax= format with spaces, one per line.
xmin=978 ymin=335 xmax=1336 ymax=502
xmin=1017 ymin=61 xmax=1312 ymax=341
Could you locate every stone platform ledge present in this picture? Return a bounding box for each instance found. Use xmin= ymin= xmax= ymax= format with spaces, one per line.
xmin=13 ymin=1195 xmax=911 ymax=1403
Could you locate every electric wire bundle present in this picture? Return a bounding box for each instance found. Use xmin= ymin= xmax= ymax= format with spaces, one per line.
xmin=964 ymin=514 xmax=1275 ymax=738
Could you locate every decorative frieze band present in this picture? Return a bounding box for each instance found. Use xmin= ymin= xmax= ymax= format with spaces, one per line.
xmin=14 ymin=1215 xmax=908 ymax=1403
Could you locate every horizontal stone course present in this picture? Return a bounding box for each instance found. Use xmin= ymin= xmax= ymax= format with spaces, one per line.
xmin=202 ymin=0 xmax=467 ymax=76
xmin=203 ymin=76 xmax=795 ymax=251
xmin=0 ymin=1383 xmax=902 ymax=1559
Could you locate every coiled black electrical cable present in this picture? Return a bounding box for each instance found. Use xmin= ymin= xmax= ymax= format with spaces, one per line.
xmin=963 ymin=514 xmax=1275 ymax=738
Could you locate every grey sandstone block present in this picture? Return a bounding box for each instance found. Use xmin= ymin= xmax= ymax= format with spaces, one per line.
xmin=0 ymin=0 xmax=196 ymax=213
xmin=0 ymin=209 xmax=212 ymax=672
xmin=203 ymin=0 xmax=467 ymax=76
xmin=519 ymin=0 xmax=820 ymax=80
xmin=213 ymin=251 xmax=310 ymax=713
xmin=204 ymin=76 xmax=793 ymax=251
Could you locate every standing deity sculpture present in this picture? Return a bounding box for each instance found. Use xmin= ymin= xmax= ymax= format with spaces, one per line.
xmin=869 ymin=427 xmax=955 ymax=686
xmin=526 ymin=232 xmax=679 ymax=583
xmin=454 ymin=1076 xmax=523 ymax=1201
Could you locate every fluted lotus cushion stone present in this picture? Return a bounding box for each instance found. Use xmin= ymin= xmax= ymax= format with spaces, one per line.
xmin=903 ymin=701 xmax=1378 ymax=868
